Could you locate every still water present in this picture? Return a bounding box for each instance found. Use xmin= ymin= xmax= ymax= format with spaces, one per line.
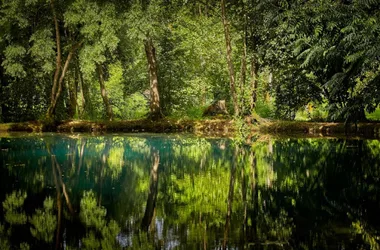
xmin=0 ymin=133 xmax=379 ymax=249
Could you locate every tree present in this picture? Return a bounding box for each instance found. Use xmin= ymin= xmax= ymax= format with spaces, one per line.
xmin=221 ymin=0 xmax=239 ymax=117
xmin=144 ymin=37 xmax=162 ymax=120
xmin=46 ymin=0 xmax=83 ymax=119
xmin=125 ymin=1 xmax=165 ymax=120
xmin=266 ymin=0 xmax=380 ymax=121
xmin=65 ymin=0 xmax=121 ymax=121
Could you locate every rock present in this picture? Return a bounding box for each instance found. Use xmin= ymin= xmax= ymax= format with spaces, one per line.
xmin=203 ymin=100 xmax=229 ymax=117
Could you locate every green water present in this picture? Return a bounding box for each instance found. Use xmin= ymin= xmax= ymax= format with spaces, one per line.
xmin=0 ymin=133 xmax=380 ymax=249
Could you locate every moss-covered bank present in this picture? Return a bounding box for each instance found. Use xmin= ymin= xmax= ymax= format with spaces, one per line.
xmin=256 ymin=121 xmax=380 ymax=138
xmin=0 ymin=119 xmax=235 ymax=135
xmin=1 ymin=119 xmax=380 ymax=138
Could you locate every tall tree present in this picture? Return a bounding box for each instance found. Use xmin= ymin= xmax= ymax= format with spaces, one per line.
xmin=125 ymin=1 xmax=167 ymax=119
xmin=46 ymin=0 xmax=82 ymax=119
xmin=221 ymin=0 xmax=239 ymax=117
xmin=144 ymin=37 xmax=162 ymax=119
xmin=65 ymin=0 xmax=121 ymax=121
xmin=97 ymin=64 xmax=114 ymax=121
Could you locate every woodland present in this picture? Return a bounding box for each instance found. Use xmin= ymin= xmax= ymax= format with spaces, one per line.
xmin=0 ymin=0 xmax=380 ymax=124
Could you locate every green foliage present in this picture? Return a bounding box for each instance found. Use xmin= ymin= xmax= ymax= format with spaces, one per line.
xmin=66 ymin=0 xmax=121 ymax=77
xmin=80 ymin=191 xmax=107 ymax=228
xmin=256 ymin=101 xmax=275 ymax=119
xmin=366 ymin=107 xmax=380 ymax=121
xmin=266 ymin=0 xmax=380 ymax=121
xmin=2 ymin=190 xmax=27 ymax=225
xmin=122 ymin=93 xmax=149 ymax=119
xmin=2 ymin=45 xmax=27 ymax=78
xmin=1 ymin=135 xmax=380 ymax=248
xmin=170 ymin=105 xmax=207 ymax=120
xmin=0 ymin=0 xmax=379 ymax=122
xmin=295 ymin=102 xmax=328 ymax=122
xmin=80 ymin=191 xmax=121 ymax=250
xmin=159 ymin=11 xmax=229 ymax=115
xmin=29 ymin=29 xmax=55 ymax=76
xmin=0 ymin=223 xmax=10 ymax=250
xmin=29 ymin=197 xmax=56 ymax=243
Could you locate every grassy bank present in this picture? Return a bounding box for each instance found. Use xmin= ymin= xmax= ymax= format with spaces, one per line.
xmin=1 ymin=119 xmax=380 ymax=138
xmin=257 ymin=121 xmax=380 ymax=138
xmin=0 ymin=118 xmax=235 ymax=135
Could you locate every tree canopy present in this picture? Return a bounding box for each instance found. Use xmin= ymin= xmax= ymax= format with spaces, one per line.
xmin=0 ymin=0 xmax=379 ymax=122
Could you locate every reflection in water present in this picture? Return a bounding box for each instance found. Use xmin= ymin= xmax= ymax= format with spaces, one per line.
xmin=51 ymin=154 xmax=62 ymax=250
xmin=0 ymin=135 xmax=380 ymax=249
xmin=141 ymin=147 xmax=160 ymax=231
xmin=223 ymin=145 xmax=238 ymax=249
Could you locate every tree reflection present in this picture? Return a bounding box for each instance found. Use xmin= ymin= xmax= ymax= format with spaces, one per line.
xmin=29 ymin=197 xmax=56 ymax=243
xmin=3 ymin=191 xmax=27 ymax=225
xmin=0 ymin=135 xmax=380 ymax=249
xmin=223 ymin=145 xmax=238 ymax=249
xmin=79 ymin=191 xmax=121 ymax=250
xmin=98 ymin=136 xmax=112 ymax=206
xmin=141 ymin=146 xmax=160 ymax=231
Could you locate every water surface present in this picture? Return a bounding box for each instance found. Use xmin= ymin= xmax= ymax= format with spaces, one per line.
xmin=0 ymin=133 xmax=380 ymax=249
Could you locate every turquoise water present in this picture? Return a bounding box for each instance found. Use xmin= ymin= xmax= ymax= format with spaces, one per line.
xmin=0 ymin=133 xmax=380 ymax=249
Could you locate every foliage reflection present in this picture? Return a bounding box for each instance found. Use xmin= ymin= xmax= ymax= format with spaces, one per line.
xmin=0 ymin=135 xmax=379 ymax=249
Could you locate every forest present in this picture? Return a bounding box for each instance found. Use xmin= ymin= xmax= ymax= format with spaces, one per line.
xmin=0 ymin=0 xmax=380 ymax=124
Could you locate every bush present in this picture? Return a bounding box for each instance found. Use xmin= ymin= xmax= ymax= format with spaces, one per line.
xmin=366 ymin=107 xmax=380 ymax=121
xmin=256 ymin=101 xmax=275 ymax=119
xmin=170 ymin=105 xmax=207 ymax=120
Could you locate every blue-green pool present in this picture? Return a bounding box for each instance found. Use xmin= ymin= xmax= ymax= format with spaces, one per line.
xmin=0 ymin=133 xmax=379 ymax=249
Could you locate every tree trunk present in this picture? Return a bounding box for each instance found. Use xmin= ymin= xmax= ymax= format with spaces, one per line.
xmin=47 ymin=47 xmax=80 ymax=119
xmin=250 ymin=58 xmax=258 ymax=111
xmin=67 ymin=71 xmax=77 ymax=118
xmin=46 ymin=0 xmax=81 ymax=119
xmin=97 ymin=64 xmax=113 ymax=121
xmin=221 ymin=0 xmax=239 ymax=117
xmin=240 ymin=41 xmax=247 ymax=92
xmin=266 ymin=72 xmax=272 ymax=103
xmin=144 ymin=37 xmax=162 ymax=120
xmin=47 ymin=0 xmax=61 ymax=119
xmin=50 ymin=0 xmax=61 ymax=107
xmin=47 ymin=48 xmax=78 ymax=118
xmin=77 ymin=61 xmax=91 ymax=118
xmin=239 ymin=29 xmax=247 ymax=114
xmin=141 ymin=147 xmax=160 ymax=231
xmin=0 ymin=56 xmax=8 ymax=122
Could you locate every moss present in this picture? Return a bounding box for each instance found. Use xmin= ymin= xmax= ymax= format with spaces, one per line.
xmin=0 ymin=121 xmax=43 ymax=132
xmin=1 ymin=119 xmax=380 ymax=138
xmin=54 ymin=118 xmax=235 ymax=135
xmin=257 ymin=121 xmax=380 ymax=138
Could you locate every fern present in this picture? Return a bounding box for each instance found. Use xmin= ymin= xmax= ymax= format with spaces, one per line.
xmin=300 ymin=45 xmax=324 ymax=68
xmin=345 ymin=51 xmax=364 ymax=64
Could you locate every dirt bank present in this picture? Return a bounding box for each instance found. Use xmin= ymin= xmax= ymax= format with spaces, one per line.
xmin=0 ymin=119 xmax=235 ymax=135
xmin=1 ymin=119 xmax=380 ymax=138
xmin=257 ymin=121 xmax=380 ymax=138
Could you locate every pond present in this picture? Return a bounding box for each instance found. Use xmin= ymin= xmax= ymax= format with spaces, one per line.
xmin=0 ymin=133 xmax=379 ymax=249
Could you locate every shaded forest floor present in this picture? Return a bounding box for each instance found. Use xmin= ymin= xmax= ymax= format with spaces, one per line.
xmin=0 ymin=119 xmax=380 ymax=138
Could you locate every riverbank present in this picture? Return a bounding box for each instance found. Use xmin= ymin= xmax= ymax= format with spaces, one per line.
xmin=1 ymin=119 xmax=380 ymax=138
xmin=257 ymin=121 xmax=380 ymax=138
xmin=0 ymin=118 xmax=234 ymax=135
